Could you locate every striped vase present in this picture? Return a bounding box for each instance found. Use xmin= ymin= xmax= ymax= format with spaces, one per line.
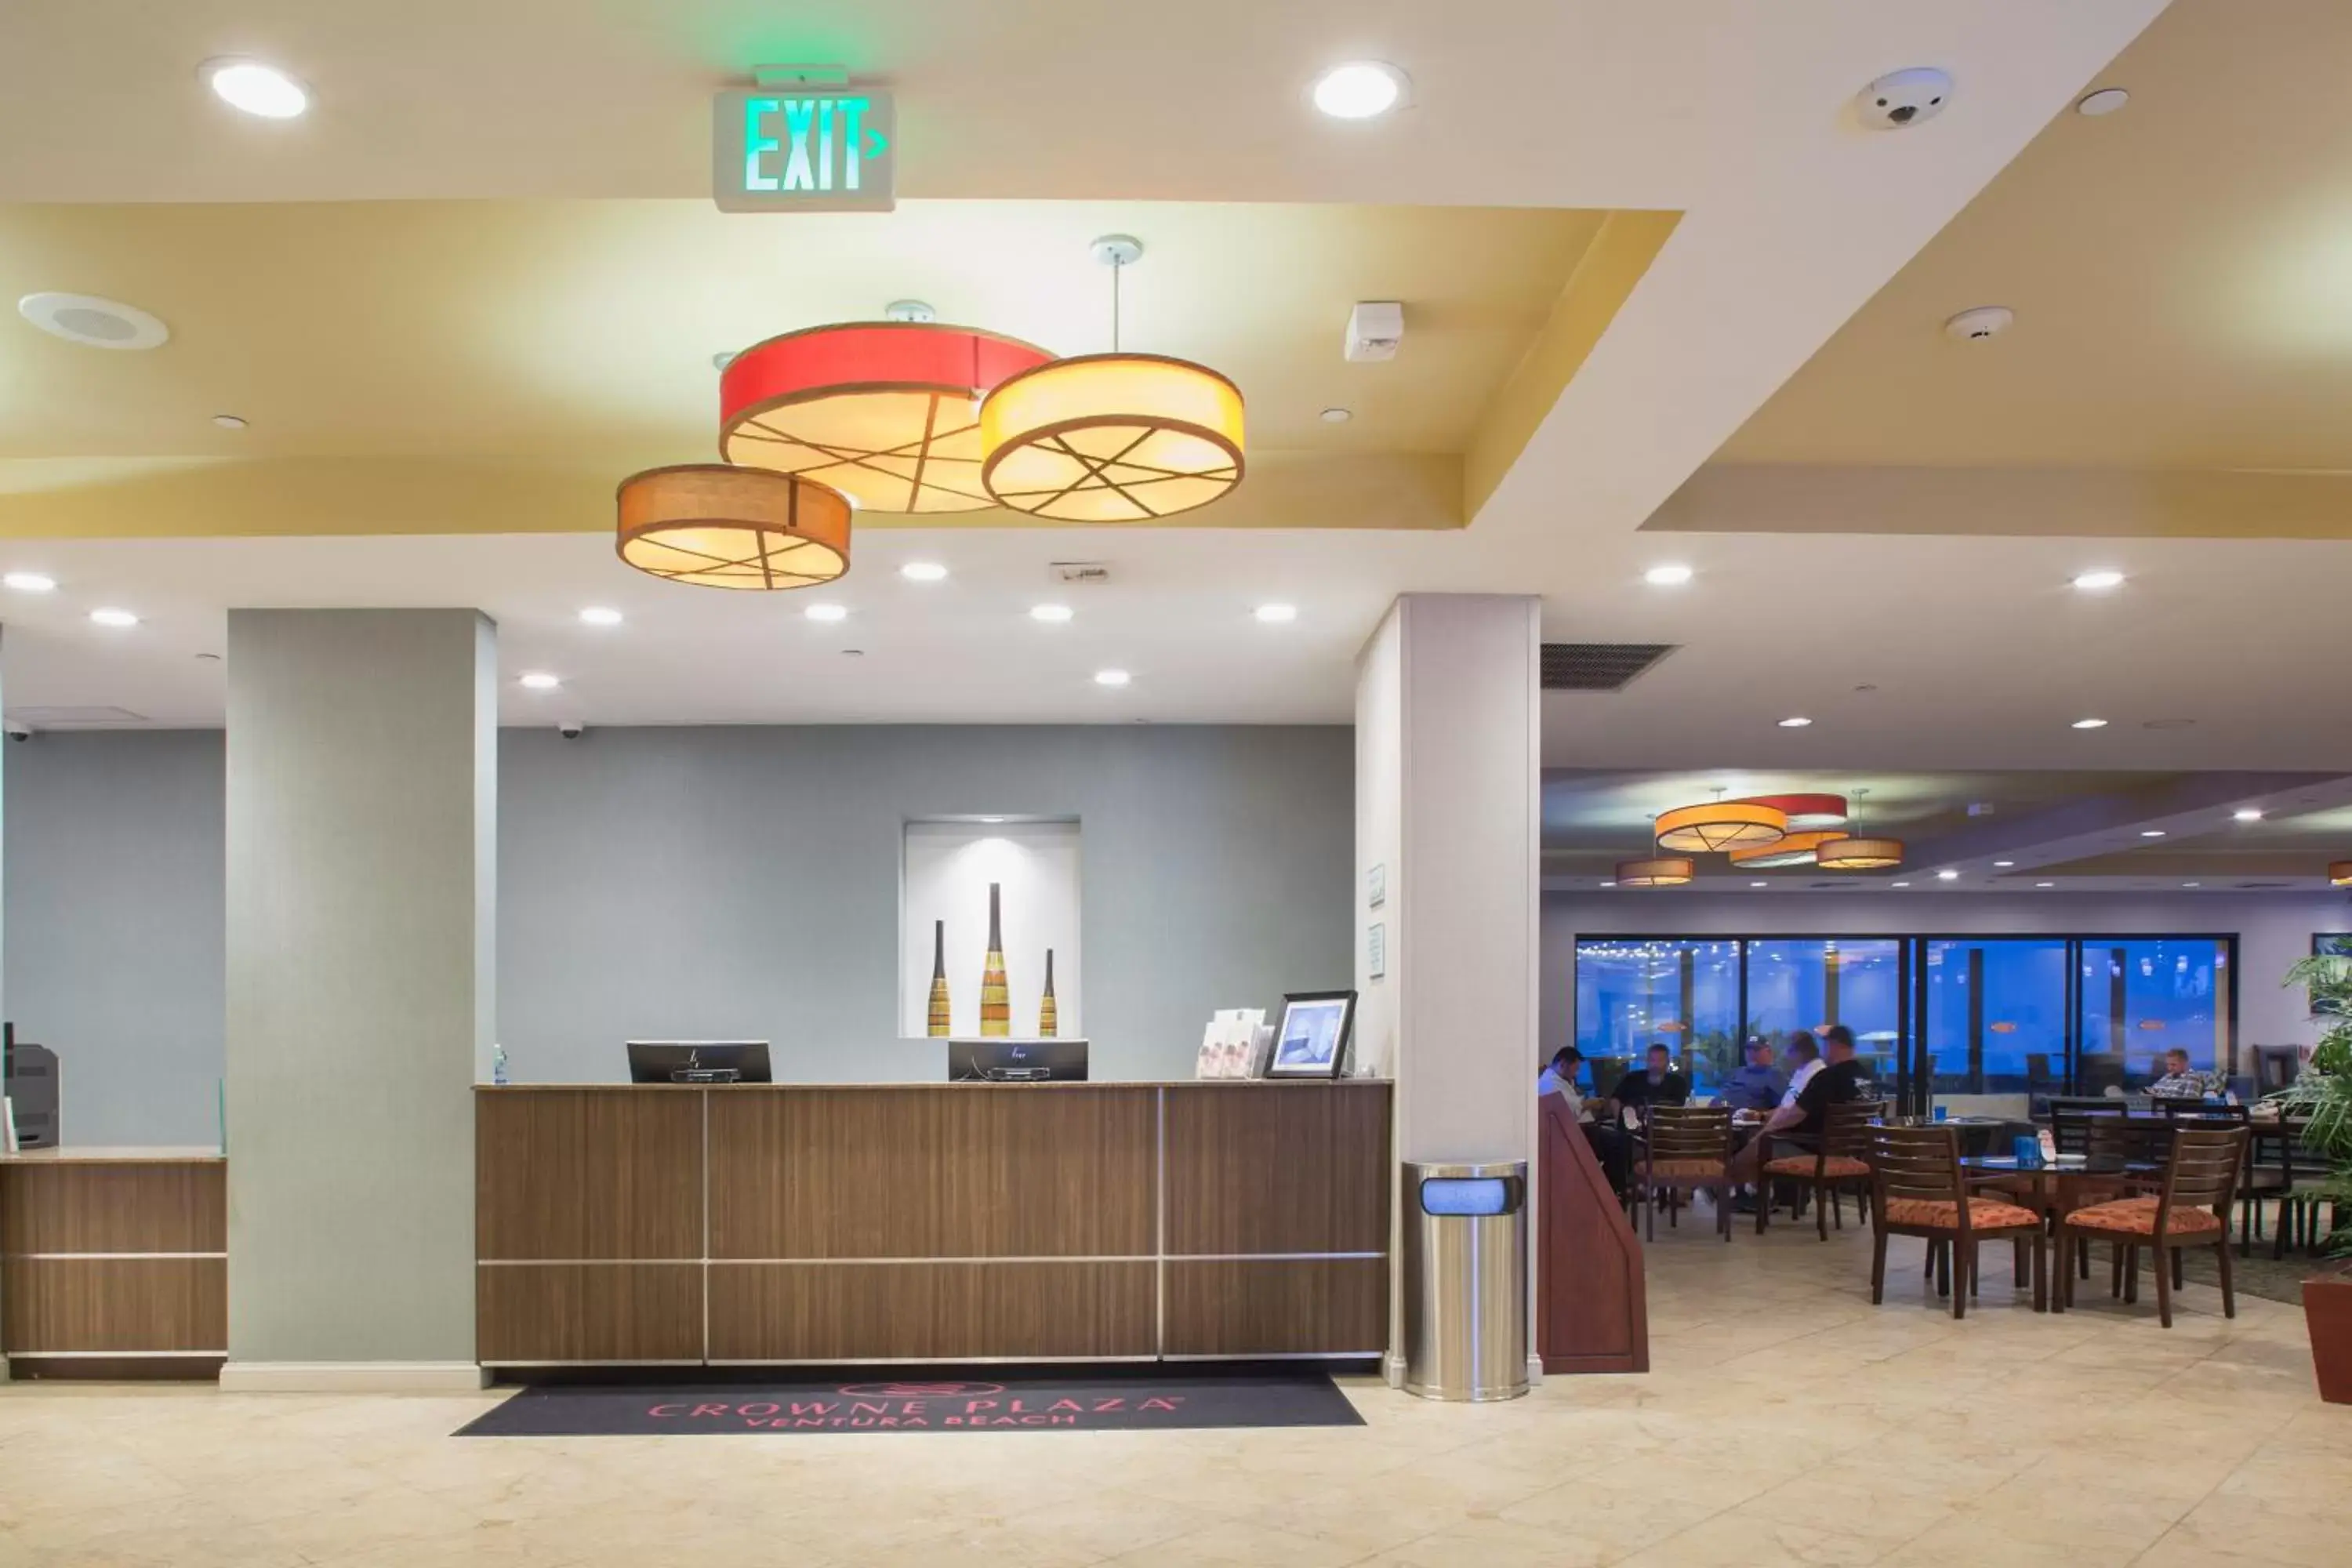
xmin=978 ymin=883 xmax=1011 ymax=1036
xmin=926 ymin=920 xmax=952 ymax=1037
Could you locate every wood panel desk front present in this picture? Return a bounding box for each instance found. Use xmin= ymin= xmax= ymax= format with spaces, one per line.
xmin=476 ymin=1082 xmax=1391 ymax=1367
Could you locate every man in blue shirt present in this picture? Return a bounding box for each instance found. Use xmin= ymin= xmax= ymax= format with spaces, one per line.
xmin=1722 ymin=1036 xmax=1786 ymax=1112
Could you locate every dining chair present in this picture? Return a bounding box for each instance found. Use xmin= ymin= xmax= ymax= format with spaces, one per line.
xmin=1759 ymin=1098 xmax=1886 ymax=1239
xmin=2056 ymin=1127 xmax=2245 ymax=1328
xmin=1629 ymin=1105 xmax=1734 ymax=1243
xmin=1867 ymin=1124 xmax=2045 ymax=1319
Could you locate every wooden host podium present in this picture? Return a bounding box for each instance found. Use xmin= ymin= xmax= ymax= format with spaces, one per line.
xmin=1536 ymin=1096 xmax=1648 ymax=1374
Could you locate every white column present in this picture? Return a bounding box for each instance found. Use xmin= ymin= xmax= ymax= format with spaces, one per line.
xmin=222 ymin=610 xmax=495 ymax=1392
xmin=1355 ymin=594 xmax=1542 ymax=1381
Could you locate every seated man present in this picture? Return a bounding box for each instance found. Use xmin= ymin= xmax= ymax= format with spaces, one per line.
xmin=1777 ymin=1033 xmax=1823 ymax=1109
xmin=1537 ymin=1046 xmax=1585 ymax=1109
xmin=1721 ymin=1036 xmax=1787 ymax=1113
xmin=2146 ymin=1047 xmax=2220 ymax=1101
xmin=1602 ymin=1044 xmax=1690 ymax=1127
xmin=1730 ymin=1025 xmax=1869 ymax=1185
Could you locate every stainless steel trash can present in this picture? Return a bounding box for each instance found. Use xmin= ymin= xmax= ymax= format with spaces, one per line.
xmin=1401 ymin=1160 xmax=1529 ymax=1401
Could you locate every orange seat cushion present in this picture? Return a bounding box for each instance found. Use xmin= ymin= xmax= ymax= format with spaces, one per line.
xmin=1644 ymin=1158 xmax=1726 ymax=1177
xmin=1763 ymin=1155 xmax=1870 ymax=1179
xmin=2063 ymin=1197 xmax=2222 ymax=1236
xmin=1881 ymin=1196 xmax=2038 ymax=1232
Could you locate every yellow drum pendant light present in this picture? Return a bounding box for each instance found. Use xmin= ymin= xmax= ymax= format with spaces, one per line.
xmin=1616 ymin=857 xmax=1696 ymax=888
xmin=1729 ymin=830 xmax=1852 ymax=870
xmin=1812 ymin=789 xmax=1902 ymax=870
xmin=2330 ymin=859 xmax=2352 ymax=887
xmin=1655 ymin=792 xmax=1788 ymax=854
xmin=980 ymin=235 xmax=1244 ymax=521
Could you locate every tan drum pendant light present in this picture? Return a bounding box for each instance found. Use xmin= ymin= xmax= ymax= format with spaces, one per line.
xmin=1729 ymin=830 xmax=1852 ymax=870
xmin=1615 ymin=856 xmax=1696 ymax=888
xmin=615 ymin=464 xmax=851 ymax=590
xmin=1813 ymin=787 xmax=1904 ymax=870
xmin=2331 ymin=860 xmax=2352 ymax=887
xmin=1655 ymin=789 xmax=1787 ymax=854
xmin=979 ymin=235 xmax=1245 ymax=521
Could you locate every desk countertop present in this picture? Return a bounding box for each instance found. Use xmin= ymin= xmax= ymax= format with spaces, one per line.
xmin=0 ymin=1145 xmax=225 ymax=1164
xmin=474 ymin=1078 xmax=1392 ymax=1091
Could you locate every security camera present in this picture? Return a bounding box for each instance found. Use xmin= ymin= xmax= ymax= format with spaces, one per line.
xmin=4 ymin=723 xmax=30 ymax=742
xmin=1857 ymin=67 xmax=1953 ymax=130
xmin=557 ymin=721 xmax=585 ymax=740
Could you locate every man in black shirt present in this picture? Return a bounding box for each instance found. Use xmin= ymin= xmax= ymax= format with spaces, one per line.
xmin=1729 ymin=1024 xmax=1870 ymax=1184
xmin=1601 ymin=1044 xmax=1690 ymax=1125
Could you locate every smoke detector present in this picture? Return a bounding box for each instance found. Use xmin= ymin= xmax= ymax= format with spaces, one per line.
xmin=1344 ymin=301 xmax=1404 ymax=362
xmin=17 ymin=292 xmax=171 ymax=350
xmin=884 ymin=299 xmax=936 ymax=323
xmin=1857 ymin=67 xmax=1954 ymax=130
xmin=1944 ymin=306 xmax=2014 ymax=343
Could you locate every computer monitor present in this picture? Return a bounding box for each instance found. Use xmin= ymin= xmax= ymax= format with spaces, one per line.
xmin=626 ymin=1041 xmax=771 ymax=1084
xmin=947 ymin=1039 xmax=1088 ymax=1083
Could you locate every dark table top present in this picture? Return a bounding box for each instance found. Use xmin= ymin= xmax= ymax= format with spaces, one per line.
xmin=1959 ymin=1154 xmax=2160 ymax=1178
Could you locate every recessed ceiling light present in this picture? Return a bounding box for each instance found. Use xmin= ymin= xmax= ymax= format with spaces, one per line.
xmin=1993 ymin=860 xmax=2016 ymax=868
xmin=1311 ymin=61 xmax=1406 ymax=120
xmin=89 ymin=608 xmax=139 ymax=628
xmin=1890 ymin=881 xmax=1911 ymax=888
xmin=1777 ymin=716 xmax=1812 ymax=728
xmin=900 ymin=561 xmax=948 ymax=583
xmin=518 ymin=672 xmax=561 ymax=690
xmin=2234 ymin=808 xmax=2264 ymax=822
xmin=1319 ymin=407 xmax=1352 ymax=423
xmin=2071 ymin=569 xmax=2125 ymax=591
xmin=211 ymin=414 xmax=249 ymax=431
xmin=2036 ymin=881 xmax=2056 ymax=889
xmin=2140 ymin=829 xmax=2167 ymax=838
xmin=805 ymin=603 xmax=849 ymax=622
xmin=202 ymin=58 xmax=310 ymax=119
xmin=4 ymin=572 xmax=56 ymax=593
xmin=1029 ymin=604 xmax=1073 ymax=623
xmin=1254 ymin=603 xmax=1298 ymax=624
xmin=16 ymin=292 xmax=171 ymax=350
xmin=1936 ymin=869 xmax=1960 ymax=881
xmin=979 ymin=816 xmax=1007 ymax=824
xmin=1644 ymin=564 xmax=1693 ymax=586
xmin=2071 ymin=717 xmax=2108 ymax=730
xmin=1094 ymin=669 xmax=1131 ymax=688
xmin=2183 ymin=881 xmax=2200 ymax=888
xmin=579 ymin=606 xmax=623 ymax=626
xmin=1749 ymin=880 xmax=1769 ymax=889
xmin=2076 ymin=88 xmax=2130 ymax=117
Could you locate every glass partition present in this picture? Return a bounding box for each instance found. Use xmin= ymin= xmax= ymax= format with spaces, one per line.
xmin=1922 ymin=938 xmax=2068 ymax=1101
xmin=2077 ymin=937 xmax=2230 ymax=1094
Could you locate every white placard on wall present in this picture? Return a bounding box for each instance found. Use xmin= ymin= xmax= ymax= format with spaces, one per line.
xmin=902 ymin=819 xmax=1082 ymax=1040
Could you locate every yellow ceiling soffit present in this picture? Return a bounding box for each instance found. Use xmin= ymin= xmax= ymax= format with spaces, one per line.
xmin=1650 ymin=463 xmax=2352 ymax=541
xmin=0 ymin=449 xmax=1462 ymax=539
xmin=1462 ymin=208 xmax=1682 ymax=522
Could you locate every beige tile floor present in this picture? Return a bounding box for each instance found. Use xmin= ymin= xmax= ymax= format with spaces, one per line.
xmin=2 ymin=1216 xmax=2343 ymax=1566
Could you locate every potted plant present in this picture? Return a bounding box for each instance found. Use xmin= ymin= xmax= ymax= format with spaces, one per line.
xmin=2278 ymin=951 xmax=2352 ymax=1403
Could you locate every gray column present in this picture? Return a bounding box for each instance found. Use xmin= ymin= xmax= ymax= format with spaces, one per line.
xmin=223 ymin=610 xmax=494 ymax=1391
xmin=1354 ymin=594 xmax=1542 ymax=1380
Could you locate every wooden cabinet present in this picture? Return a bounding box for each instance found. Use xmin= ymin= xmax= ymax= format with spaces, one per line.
xmin=0 ymin=1153 xmax=227 ymax=1378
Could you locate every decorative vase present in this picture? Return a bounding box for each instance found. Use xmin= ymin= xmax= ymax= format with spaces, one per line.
xmin=2307 ymin=1268 xmax=2352 ymax=1405
xmin=926 ymin=920 xmax=952 ymax=1038
xmin=978 ymin=883 xmax=1011 ymax=1037
xmin=1038 ymin=949 xmax=1058 ymax=1038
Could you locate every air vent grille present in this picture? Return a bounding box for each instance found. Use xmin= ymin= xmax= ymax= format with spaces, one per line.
xmin=1541 ymin=643 xmax=1676 ymax=691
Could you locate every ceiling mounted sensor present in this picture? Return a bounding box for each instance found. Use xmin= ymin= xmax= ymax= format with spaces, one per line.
xmin=1944 ymin=306 xmax=2013 ymax=343
xmin=1729 ymin=830 xmax=1852 ymax=870
xmin=1857 ymin=67 xmax=1952 ymax=130
xmin=721 ymin=321 xmax=1052 ymax=513
xmin=615 ymin=464 xmax=850 ymax=591
xmin=2077 ymin=88 xmax=2130 ymax=117
xmin=883 ymin=299 xmax=936 ymax=323
xmin=1311 ymin=61 xmax=1408 ymax=121
xmin=980 ymin=236 xmax=1245 ymax=521
xmin=1615 ymin=856 xmax=1694 ymax=890
xmin=1655 ymin=792 xmax=1788 ymax=854
xmin=1344 ymin=301 xmax=1404 ymax=363
xmin=17 ymin=292 xmax=170 ymax=350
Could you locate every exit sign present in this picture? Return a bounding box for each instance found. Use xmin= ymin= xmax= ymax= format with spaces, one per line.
xmin=713 ymin=89 xmax=895 ymax=213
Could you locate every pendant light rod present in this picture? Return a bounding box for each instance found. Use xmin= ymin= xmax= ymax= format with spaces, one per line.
xmin=1091 ymin=234 xmax=1144 ymax=354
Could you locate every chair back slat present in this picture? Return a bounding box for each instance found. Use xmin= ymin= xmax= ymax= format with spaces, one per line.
xmin=1866 ymin=1124 xmax=1963 ymax=1204
xmin=2052 ymin=1102 xmax=2127 ymax=1155
xmin=2159 ymin=1127 xmax=2245 ymax=1214
xmin=2086 ymin=1118 xmax=2172 ymax=1167
xmin=1821 ymin=1099 xmax=1888 ymax=1159
xmin=1642 ymin=1105 xmax=1730 ymax=1161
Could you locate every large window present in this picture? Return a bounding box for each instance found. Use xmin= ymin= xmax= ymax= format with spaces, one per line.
xmin=1747 ymin=939 xmax=1902 ymax=1080
xmin=1922 ymin=938 xmax=2068 ymax=1098
xmin=1573 ymin=938 xmax=1740 ymax=1095
xmin=2078 ymin=937 xmax=2229 ymax=1093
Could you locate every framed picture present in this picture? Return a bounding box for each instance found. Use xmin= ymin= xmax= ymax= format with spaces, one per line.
xmin=1269 ymin=990 xmax=1357 ymax=1080
xmin=2314 ymin=935 xmax=2352 ymax=1016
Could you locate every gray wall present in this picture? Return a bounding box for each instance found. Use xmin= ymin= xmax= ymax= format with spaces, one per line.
xmin=498 ymin=724 xmax=1354 ymax=1084
xmin=4 ymin=729 xmax=226 ymax=1147
xmin=4 ymin=724 xmax=1354 ymax=1142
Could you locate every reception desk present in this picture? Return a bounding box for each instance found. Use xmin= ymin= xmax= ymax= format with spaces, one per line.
xmin=1 ymin=1148 xmax=227 ymax=1378
xmin=475 ymin=1080 xmax=1392 ymax=1367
